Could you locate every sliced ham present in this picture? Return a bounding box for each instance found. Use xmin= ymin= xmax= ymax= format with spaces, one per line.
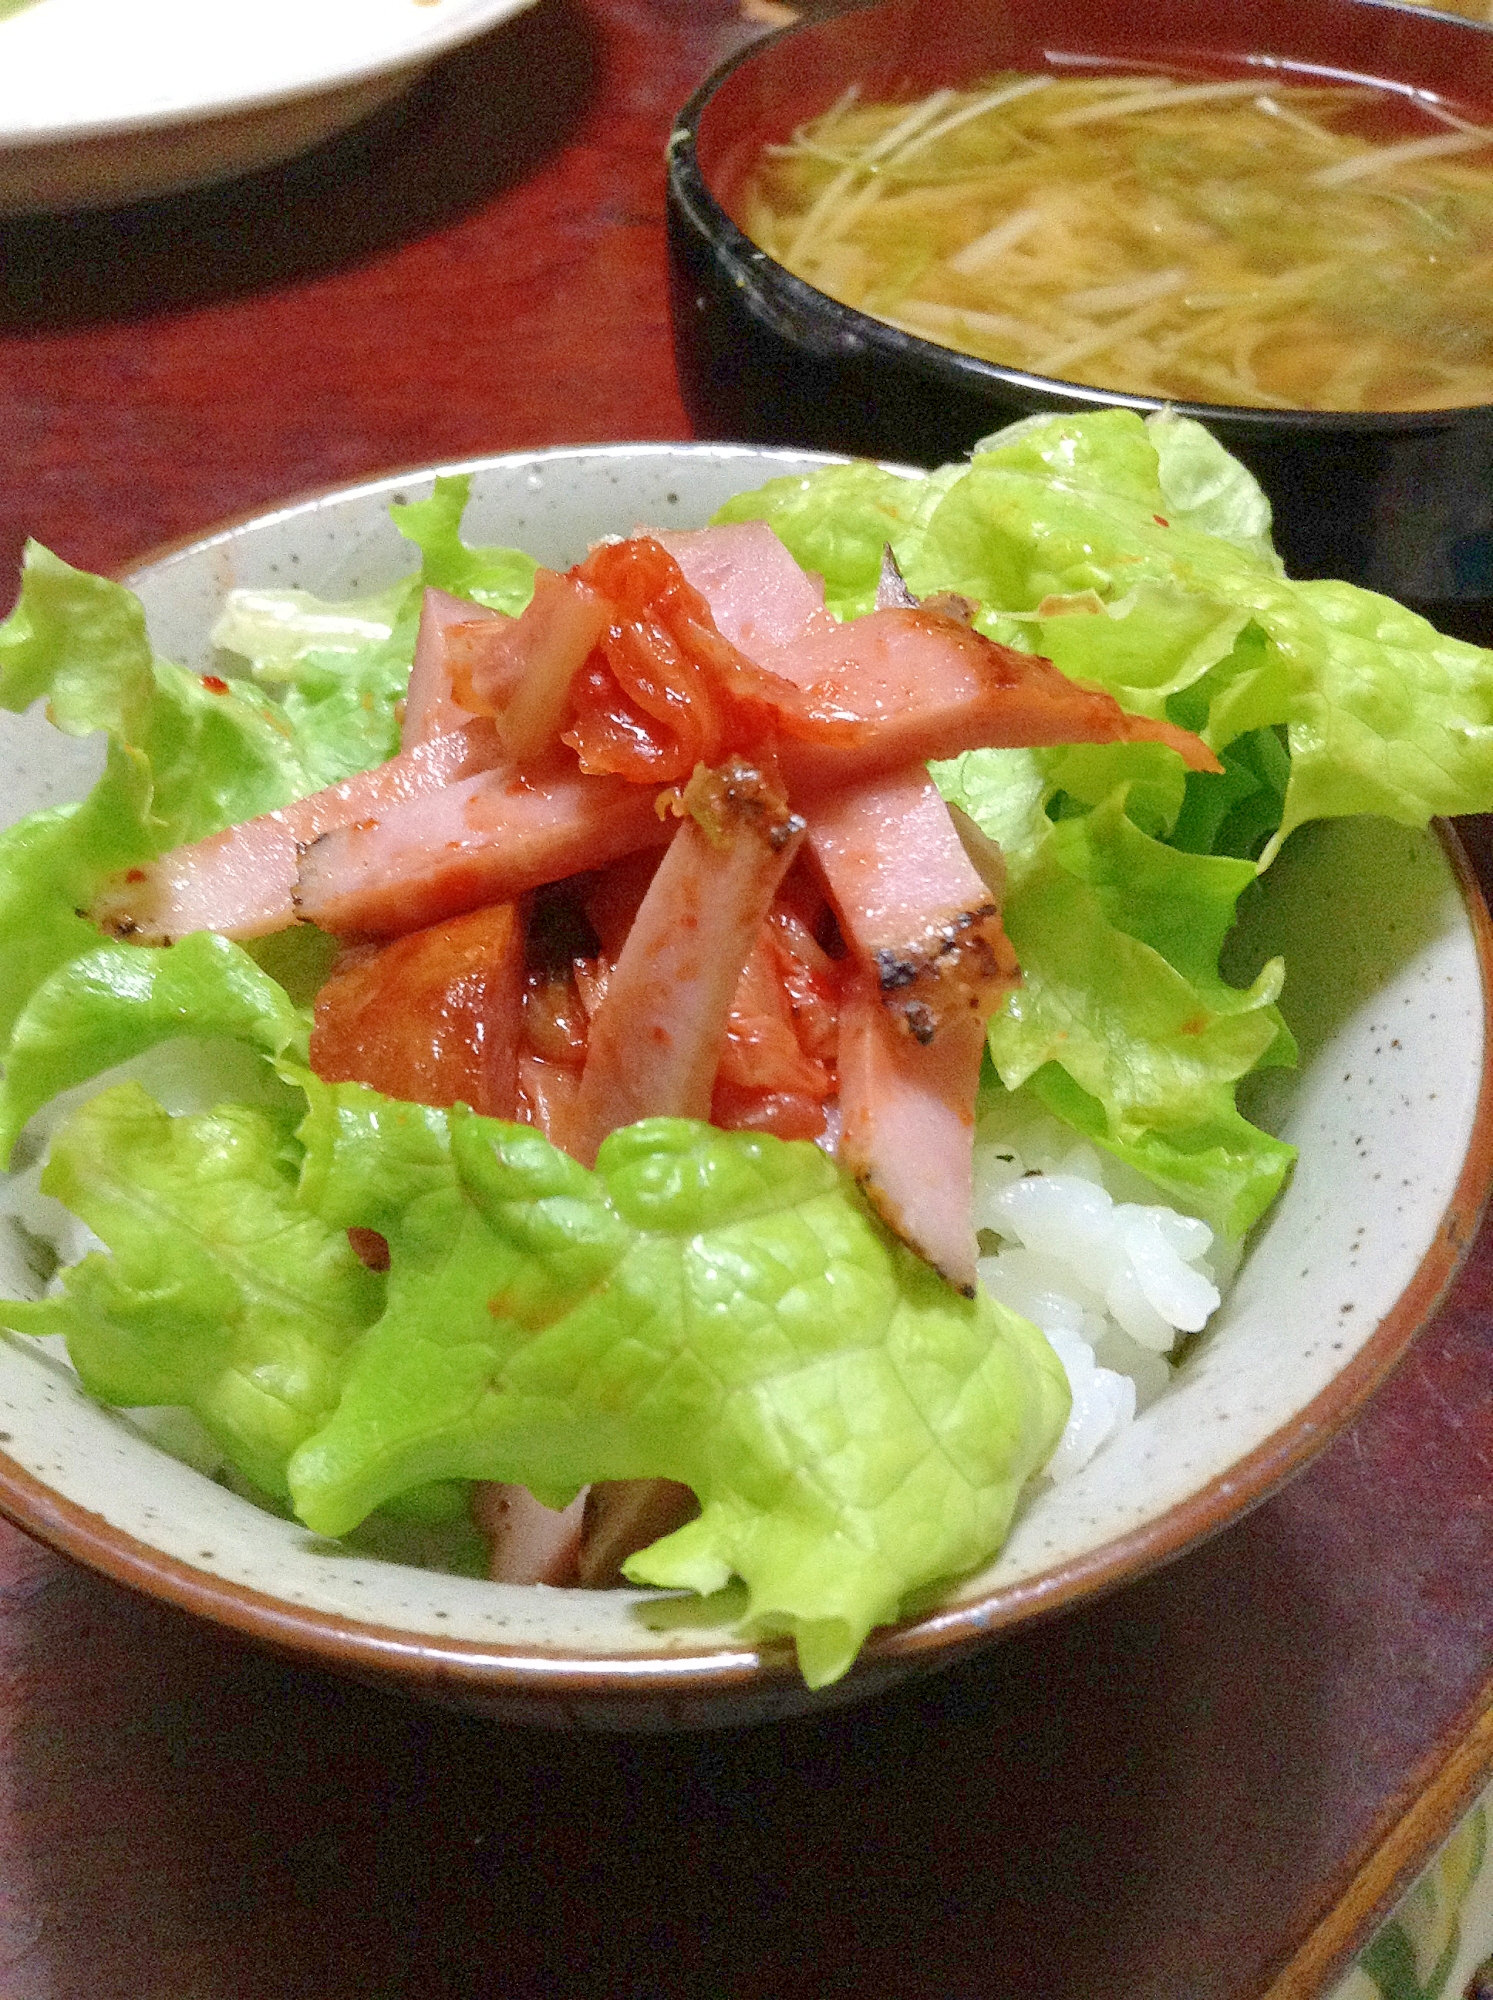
xmin=100 ymin=523 xmax=1220 ymax=1329
xmin=646 ymin=528 xmax=1214 ymax=782
xmin=837 ymin=975 xmax=988 ymax=1295
xmin=294 ymin=764 xmax=672 ymax=937
xmin=470 ymin=1482 xmax=587 ymax=1586
xmin=767 ymin=606 xmax=1219 ymax=791
xmin=569 ymin=758 xmax=805 ymax=1166
xmin=91 ymin=720 xmax=504 ymax=944
xmin=807 ymin=770 xmax=1015 ymax=1284
xmin=403 ymin=589 xmax=500 ymax=748
xmin=576 ymin=1479 xmax=700 ymax=1588
xmin=651 ymin=521 xmax=838 ymax=658
xmin=567 ymin=541 xmax=1217 ymax=785
xmin=471 ymin=1470 xmax=698 ymax=1591
xmin=308 ymin=900 xmax=525 ymax=1119
xmin=809 ymin=768 xmax=1019 ymax=1044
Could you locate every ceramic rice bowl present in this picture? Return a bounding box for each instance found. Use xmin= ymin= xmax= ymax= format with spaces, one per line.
xmin=0 ymin=443 xmax=1487 ymax=1729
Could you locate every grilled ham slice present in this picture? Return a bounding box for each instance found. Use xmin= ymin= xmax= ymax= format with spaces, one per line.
xmin=769 ymin=605 xmax=1218 ymax=791
xmin=809 ymin=766 xmax=1019 ymax=1045
xmin=402 ymin=589 xmax=498 ymax=748
xmin=91 ymin=720 xmax=503 ymax=945
xmin=569 ymin=758 xmax=805 ymax=1166
xmin=294 ymin=763 xmax=671 ymax=937
xmin=652 ymin=520 xmax=839 ymax=658
xmin=837 ymin=976 xmax=989 ymax=1296
xmin=471 ymin=1482 xmax=588 ymax=1587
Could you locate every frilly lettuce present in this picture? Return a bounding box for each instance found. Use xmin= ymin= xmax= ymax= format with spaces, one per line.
xmin=727 ymin=409 xmax=1493 ymax=860
xmin=725 ymin=408 xmax=1493 ymax=1233
xmin=0 ymin=476 xmax=538 ymax=1149
xmin=1 ymin=1082 xmax=383 ymax=1499
xmin=3 ymin=1077 xmax=1069 ymax=1689
xmin=0 ymin=930 xmax=308 ymax=1152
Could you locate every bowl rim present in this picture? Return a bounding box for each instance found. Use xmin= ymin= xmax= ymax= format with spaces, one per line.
xmin=1 ymin=440 xmax=1491 ymax=1715
xmin=667 ymin=0 xmax=1493 ymax=434
xmin=0 ymin=0 xmax=540 ymax=151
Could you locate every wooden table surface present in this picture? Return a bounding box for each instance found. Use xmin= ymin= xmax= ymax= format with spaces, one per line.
xmin=3 ymin=4 xmax=1493 ymax=1995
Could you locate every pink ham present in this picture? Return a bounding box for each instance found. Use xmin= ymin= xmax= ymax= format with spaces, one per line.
xmin=470 ymin=1482 xmax=587 ymax=1586
xmin=91 ymin=720 xmax=502 ymax=944
xmin=651 ymin=521 xmax=838 ymax=659
xmin=808 ymin=768 xmax=1019 ymax=1045
xmin=626 ymin=571 xmax=1215 ymax=785
xmin=576 ymin=1480 xmax=700 ymax=1587
xmin=837 ymin=976 xmax=989 ymax=1295
xmin=766 ymin=606 xmax=1219 ymax=791
xmin=402 ymin=589 xmax=500 ymax=747
xmin=647 ymin=528 xmax=1215 ymax=784
xmin=294 ymin=762 xmax=671 ymax=937
xmin=569 ymin=759 xmax=805 ymax=1167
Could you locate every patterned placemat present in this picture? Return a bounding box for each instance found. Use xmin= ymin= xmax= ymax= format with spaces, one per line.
xmin=1330 ymin=1786 xmax=1493 ymax=2000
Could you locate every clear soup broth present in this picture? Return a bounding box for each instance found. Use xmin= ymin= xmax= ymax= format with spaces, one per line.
xmin=737 ymin=66 xmax=1493 ymax=411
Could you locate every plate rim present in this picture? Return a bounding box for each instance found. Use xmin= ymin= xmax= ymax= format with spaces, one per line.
xmin=0 ymin=0 xmax=540 ymax=151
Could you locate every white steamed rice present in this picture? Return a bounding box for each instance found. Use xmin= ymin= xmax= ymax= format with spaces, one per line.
xmin=972 ymin=1099 xmax=1234 ymax=1480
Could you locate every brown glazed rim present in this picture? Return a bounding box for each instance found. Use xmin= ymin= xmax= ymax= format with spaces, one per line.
xmin=0 ymin=457 xmax=1490 ymax=1728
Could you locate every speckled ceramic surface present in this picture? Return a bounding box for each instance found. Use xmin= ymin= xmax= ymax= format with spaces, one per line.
xmin=0 ymin=444 xmax=1488 ymax=1729
xmin=0 ymin=0 xmax=537 ymax=211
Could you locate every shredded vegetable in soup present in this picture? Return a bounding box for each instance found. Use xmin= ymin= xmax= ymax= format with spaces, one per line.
xmin=1398 ymin=0 xmax=1493 ymax=20
xmin=739 ymin=70 xmax=1493 ymax=410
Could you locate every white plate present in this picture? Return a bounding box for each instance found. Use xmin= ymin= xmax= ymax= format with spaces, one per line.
xmin=0 ymin=442 xmax=1489 ymax=1730
xmin=0 ymin=0 xmax=538 ymax=211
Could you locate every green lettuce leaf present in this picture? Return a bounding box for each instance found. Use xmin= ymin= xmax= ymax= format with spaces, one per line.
xmin=207 ymin=477 xmax=535 ymax=781
xmin=972 ymin=408 xmax=1279 ymax=568
xmin=726 ymin=413 xmax=1493 ymax=1226
xmin=1262 ymin=578 xmax=1493 ymax=859
xmin=0 ymin=543 xmax=363 ymax=845
xmin=936 ymin=758 xmax=1295 ymax=1235
xmin=916 ymin=414 xmax=1493 ymax=854
xmin=286 ymin=1080 xmax=1069 ymax=1688
xmin=730 ymin=413 xmax=1493 ymax=864
xmin=0 ymin=930 xmax=308 ymax=1152
xmin=0 ymin=544 xmax=389 ymax=1071
xmin=389 ymin=473 xmax=539 ymax=612
xmin=212 ymin=581 xmax=414 ymax=792
xmin=0 ymin=1083 xmax=383 ymax=1499
xmin=0 ymin=493 xmax=539 ymax=1136
xmin=1146 ymin=410 xmax=1281 ymax=567
xmin=713 ymin=460 xmax=963 ymax=619
xmin=0 ymin=743 xmax=155 ymax=1046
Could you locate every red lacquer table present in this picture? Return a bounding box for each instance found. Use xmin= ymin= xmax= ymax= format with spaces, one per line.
xmin=2 ymin=5 xmax=1492 ymax=1994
